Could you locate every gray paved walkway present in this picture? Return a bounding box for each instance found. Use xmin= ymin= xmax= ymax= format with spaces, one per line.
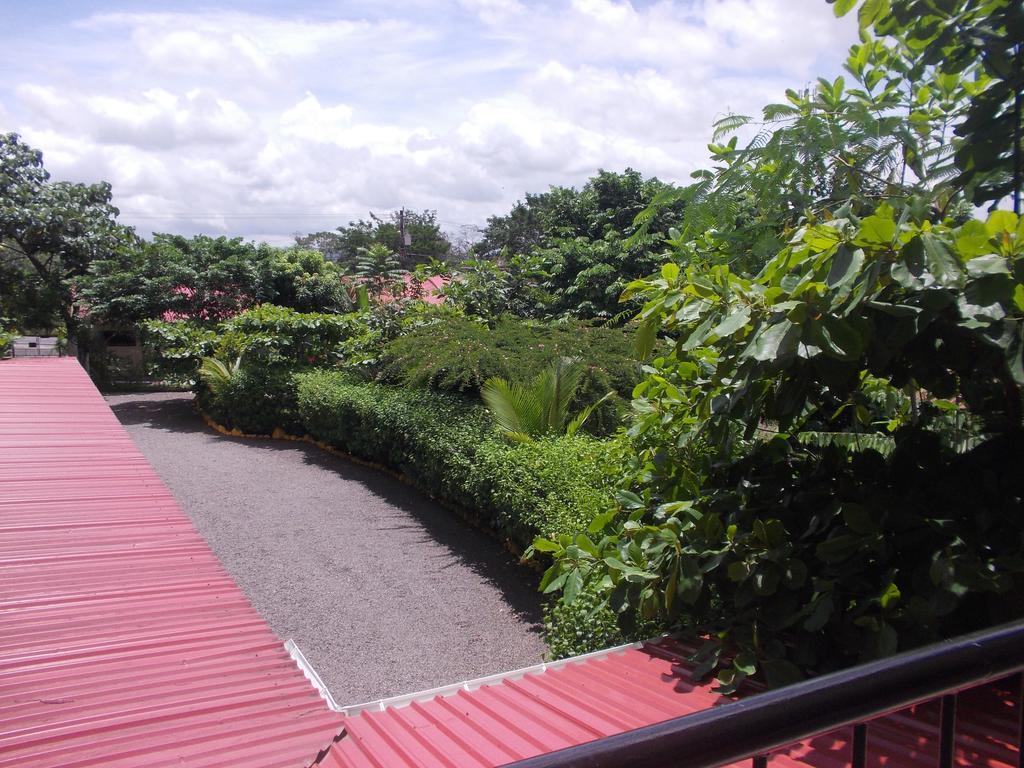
xmin=105 ymin=392 xmax=547 ymax=705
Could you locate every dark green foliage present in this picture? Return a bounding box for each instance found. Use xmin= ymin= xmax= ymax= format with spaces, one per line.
xmin=217 ymin=304 xmax=361 ymax=366
xmin=441 ymin=254 xmax=555 ymax=320
xmin=143 ymin=305 xmax=361 ymax=381
xmin=295 ymin=369 xmax=490 ymax=499
xmin=84 ymin=237 xmax=351 ymax=328
xmin=297 ymin=209 xmax=451 ymax=269
xmin=473 ymin=201 xmax=547 ymax=260
xmin=266 ymin=248 xmax=351 ymax=314
xmin=0 ymin=329 xmax=15 ymax=356
xmin=467 ymin=169 xmax=685 ymax=321
xmin=473 ymin=435 xmax=619 ymax=539
xmin=541 ymin=208 xmax=1024 ymax=691
xmin=200 ymin=366 xmax=304 ymax=436
xmin=151 ymin=235 xmax=273 ymax=321
xmin=542 ymin=575 xmax=662 ymax=660
xmin=543 ymin=582 xmax=634 ymax=660
xmin=0 ymin=257 xmax=63 ymax=331
xmin=1 ymin=132 xmax=131 ymax=335
xmin=377 ymin=315 xmax=640 ymax=434
xmin=538 ymin=233 xmax=666 ymax=320
xmin=141 ymin=320 xmax=220 ymax=380
xmin=80 ymin=241 xmax=185 ymax=326
xmin=477 ymin=169 xmax=682 ymax=254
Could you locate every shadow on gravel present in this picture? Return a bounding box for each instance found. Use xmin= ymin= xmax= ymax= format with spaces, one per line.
xmin=109 ymin=392 xmax=545 ymax=630
xmin=108 ymin=393 xmax=202 ymax=432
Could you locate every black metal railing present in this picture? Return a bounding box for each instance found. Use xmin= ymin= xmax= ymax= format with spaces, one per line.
xmin=504 ymin=620 xmax=1024 ymax=768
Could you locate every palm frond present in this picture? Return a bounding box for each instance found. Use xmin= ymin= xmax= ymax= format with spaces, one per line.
xmin=566 ymin=391 xmax=616 ymax=437
xmin=796 ymin=430 xmax=895 ymax=457
xmin=712 ymin=114 xmax=753 ymax=141
xmin=482 ymin=377 xmax=542 ymax=439
xmin=198 ymin=355 xmax=242 ymax=395
xmin=542 ymin=357 xmax=585 ymax=433
xmin=762 ymin=103 xmax=800 ymax=121
xmin=482 ymin=357 xmax=596 ymax=441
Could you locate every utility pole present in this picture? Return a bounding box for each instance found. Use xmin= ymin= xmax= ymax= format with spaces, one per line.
xmin=398 ymin=207 xmax=408 ymax=264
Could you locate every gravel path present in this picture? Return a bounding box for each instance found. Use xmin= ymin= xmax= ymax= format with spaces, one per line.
xmin=105 ymin=392 xmax=547 ymax=705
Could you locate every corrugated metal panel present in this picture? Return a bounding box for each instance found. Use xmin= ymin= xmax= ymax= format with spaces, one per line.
xmin=0 ymin=358 xmax=344 ymax=768
xmin=314 ymin=618 xmax=1020 ymax=768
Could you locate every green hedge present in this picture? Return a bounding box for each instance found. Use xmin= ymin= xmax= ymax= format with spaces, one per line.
xmin=473 ymin=436 xmax=620 ymax=540
xmin=200 ymin=366 xmax=623 ymax=653
xmin=199 ymin=366 xmax=305 ymax=436
xmin=195 ymin=366 xmax=621 ymax=546
xmin=292 ymin=370 xmax=617 ymax=547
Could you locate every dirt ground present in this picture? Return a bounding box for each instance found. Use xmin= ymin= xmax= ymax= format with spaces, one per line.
xmin=106 ymin=391 xmax=547 ymax=706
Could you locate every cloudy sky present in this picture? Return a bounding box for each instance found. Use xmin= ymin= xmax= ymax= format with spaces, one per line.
xmin=1 ymin=0 xmax=859 ymax=244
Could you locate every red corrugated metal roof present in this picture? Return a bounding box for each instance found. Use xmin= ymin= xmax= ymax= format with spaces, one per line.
xmin=4 ymin=357 xmax=1019 ymax=768
xmin=314 ymin=625 xmax=1020 ymax=767
xmin=0 ymin=358 xmax=344 ymax=767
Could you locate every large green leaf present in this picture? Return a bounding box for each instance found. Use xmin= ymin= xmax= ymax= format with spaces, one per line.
xmin=711 ymin=307 xmax=751 ymax=339
xmin=855 ymin=214 xmax=897 ymax=247
xmin=921 ymin=232 xmax=964 ymax=287
xmin=826 ymin=246 xmax=866 ymax=292
xmin=955 ymin=220 xmax=993 ymax=259
xmin=636 ymin=319 xmax=658 ymax=359
xmin=814 ymin=315 xmax=866 ymax=361
xmin=831 ymin=0 xmax=857 ymax=17
xmin=743 ymin=319 xmax=798 ymax=361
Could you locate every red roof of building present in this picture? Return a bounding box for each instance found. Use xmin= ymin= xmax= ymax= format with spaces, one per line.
xmin=0 ymin=358 xmax=344 ymax=768
xmin=2 ymin=358 xmax=1019 ymax=768
xmin=365 ymin=273 xmax=449 ymax=306
xmin=313 ymin=637 xmax=1019 ymax=768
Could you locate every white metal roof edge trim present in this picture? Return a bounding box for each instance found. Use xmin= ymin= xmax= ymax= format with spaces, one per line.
xmin=337 ymin=638 xmax=652 ymax=716
xmin=286 ymin=638 xmax=343 ymax=711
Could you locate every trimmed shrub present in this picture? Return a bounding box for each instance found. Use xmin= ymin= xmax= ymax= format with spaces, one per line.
xmin=293 ymin=370 xmax=617 ymax=546
xmin=200 ymin=366 xmax=304 ymax=436
xmin=473 ymin=435 xmax=620 ymax=540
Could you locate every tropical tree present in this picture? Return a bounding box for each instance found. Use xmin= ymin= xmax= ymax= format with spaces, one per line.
xmin=298 ymin=209 xmax=451 ymax=269
xmin=158 ymin=235 xmax=278 ymax=321
xmin=470 ymin=169 xmax=685 ymax=320
xmin=834 ymin=0 xmax=1023 ymax=213
xmin=537 ymin=0 xmax=1024 ymax=692
xmin=267 ymin=248 xmax=351 ymax=314
xmin=354 ymin=243 xmax=404 ymax=301
xmin=0 ymin=132 xmax=131 ymax=336
xmin=441 ymin=252 xmax=554 ymax=321
xmin=79 ymin=241 xmax=187 ymax=326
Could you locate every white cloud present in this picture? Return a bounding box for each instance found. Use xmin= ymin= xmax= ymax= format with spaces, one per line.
xmin=458 ymin=0 xmax=527 ymax=25
xmin=280 ymin=95 xmax=355 ymax=143
xmin=79 ymin=11 xmax=413 ymax=67
xmin=17 ymin=85 xmax=254 ymax=150
xmin=2 ymin=0 xmax=859 ymax=243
